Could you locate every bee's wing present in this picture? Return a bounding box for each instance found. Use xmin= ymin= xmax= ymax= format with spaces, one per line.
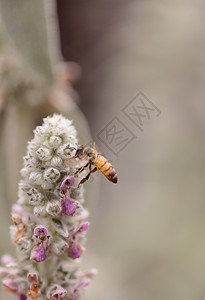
xmin=65 ymin=156 xmax=78 ymax=164
xmin=93 ymin=141 xmax=100 ymax=152
xmin=80 ymin=155 xmax=90 ymax=164
xmin=65 ymin=155 xmax=89 ymax=166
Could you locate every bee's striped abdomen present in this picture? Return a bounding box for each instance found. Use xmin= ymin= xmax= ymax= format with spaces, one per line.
xmin=95 ymin=155 xmax=118 ymax=184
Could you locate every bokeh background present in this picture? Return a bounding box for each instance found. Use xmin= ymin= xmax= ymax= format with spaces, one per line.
xmin=1 ymin=0 xmax=205 ymax=299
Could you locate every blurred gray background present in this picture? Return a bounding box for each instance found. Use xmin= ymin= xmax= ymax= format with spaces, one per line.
xmin=1 ymin=0 xmax=205 ymax=299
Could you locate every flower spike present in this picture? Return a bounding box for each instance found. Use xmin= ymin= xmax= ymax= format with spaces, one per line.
xmin=1 ymin=114 xmax=96 ymax=299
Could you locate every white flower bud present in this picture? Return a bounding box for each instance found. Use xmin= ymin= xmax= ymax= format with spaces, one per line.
xmin=17 ymin=238 xmax=32 ymax=253
xmin=36 ymin=147 xmax=52 ymax=161
xmin=27 ymin=188 xmax=44 ymax=205
xmin=56 ymin=144 xmax=76 ymax=159
xmin=20 ymin=167 xmax=29 ymax=178
xmin=50 ymin=156 xmax=63 ymax=168
xmin=29 ymin=171 xmax=43 ymax=185
xmin=46 ymin=200 xmax=61 ymax=217
xmin=44 ymin=168 xmax=60 ymax=183
xmin=41 ymin=181 xmax=53 ymax=190
xmin=33 ymin=205 xmax=47 ymax=217
xmin=51 ymin=237 xmax=68 ymax=255
xmin=18 ymin=181 xmax=31 ymax=192
xmin=49 ymin=135 xmax=62 ymax=148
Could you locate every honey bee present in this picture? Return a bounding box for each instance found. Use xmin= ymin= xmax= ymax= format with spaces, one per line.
xmin=66 ymin=143 xmax=118 ymax=187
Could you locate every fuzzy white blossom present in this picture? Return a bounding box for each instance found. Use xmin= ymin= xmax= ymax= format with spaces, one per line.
xmin=1 ymin=114 xmax=96 ymax=300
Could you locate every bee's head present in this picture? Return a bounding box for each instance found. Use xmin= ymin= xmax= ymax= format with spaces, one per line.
xmin=75 ymin=145 xmax=84 ymax=157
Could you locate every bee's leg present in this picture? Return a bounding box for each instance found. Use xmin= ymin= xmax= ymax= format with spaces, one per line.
xmin=77 ymin=163 xmax=94 ymax=187
xmin=91 ymin=167 xmax=97 ymax=173
xmin=72 ymin=162 xmax=89 ymax=176
xmin=73 ymin=167 xmax=84 ymax=176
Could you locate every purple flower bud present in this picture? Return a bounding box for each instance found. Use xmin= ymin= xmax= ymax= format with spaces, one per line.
xmin=32 ymin=227 xmax=49 ymax=262
xmin=33 ymin=241 xmax=49 ymax=262
xmin=12 ymin=204 xmax=25 ymax=218
xmin=67 ymin=222 xmax=89 ymax=259
xmin=61 ymin=176 xmax=75 ymax=189
xmin=18 ymin=294 xmax=27 ymax=300
xmin=27 ymin=273 xmax=39 ymax=298
xmin=0 ymin=267 xmax=15 ymax=277
xmin=60 ymin=196 xmax=77 ymax=216
xmin=34 ymin=226 xmax=48 ymax=237
xmin=60 ymin=176 xmax=75 ymax=197
xmin=1 ymin=254 xmax=15 ymax=267
xmin=68 ymin=240 xmax=82 ymax=259
xmin=74 ymin=222 xmax=89 ymax=235
xmin=51 ymin=287 xmax=67 ymax=299
xmin=2 ymin=278 xmax=18 ymax=292
xmin=69 ymin=280 xmax=91 ymax=300
xmin=74 ymin=279 xmax=91 ymax=291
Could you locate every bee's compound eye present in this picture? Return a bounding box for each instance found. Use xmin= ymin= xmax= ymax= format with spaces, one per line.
xmin=76 ymin=146 xmax=84 ymax=155
xmin=84 ymin=147 xmax=93 ymax=156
